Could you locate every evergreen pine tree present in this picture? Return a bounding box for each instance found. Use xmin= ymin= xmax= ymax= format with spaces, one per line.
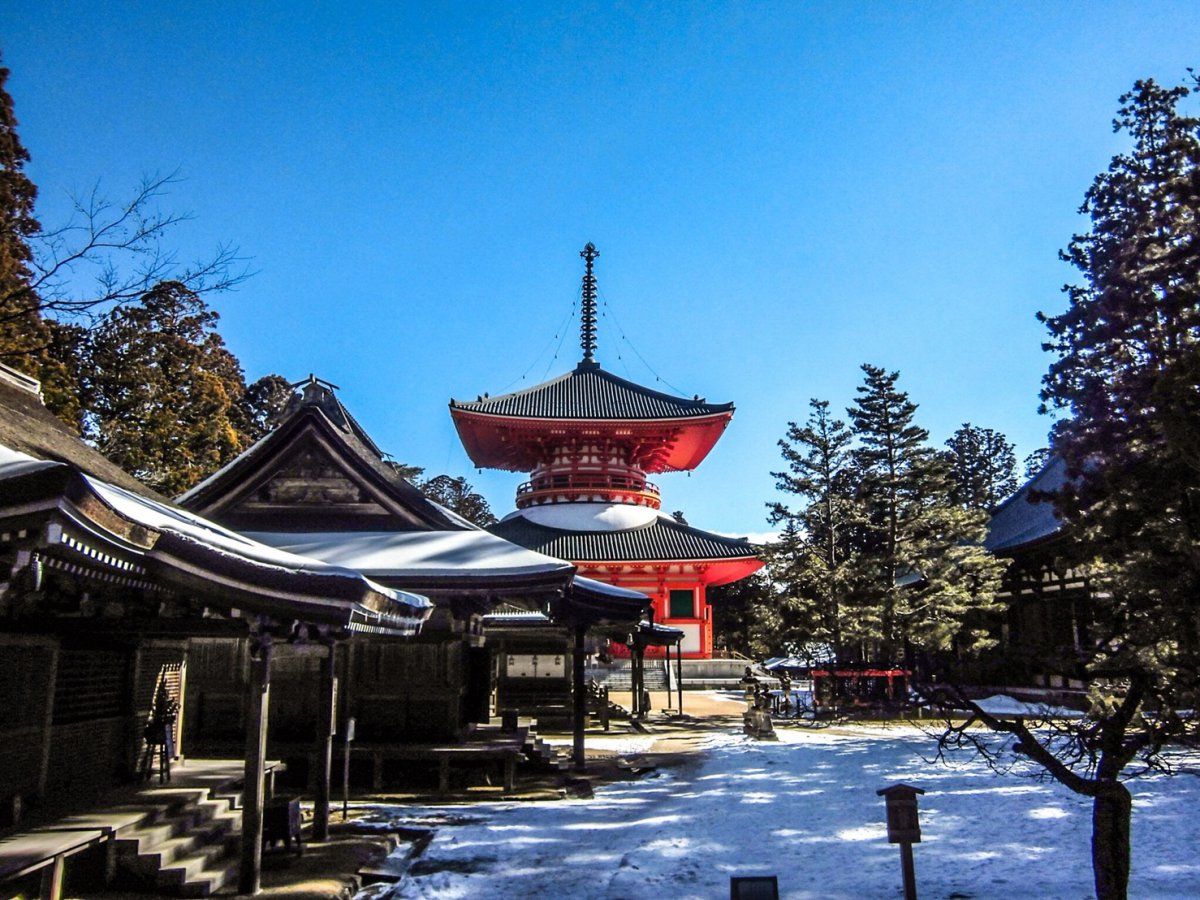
xmin=768 ymin=399 xmax=861 ymax=662
xmin=1030 ymin=76 xmax=1200 ymax=900
xmin=942 ymin=423 xmax=1018 ymax=511
xmin=85 ymin=281 xmax=249 ymax=495
xmin=848 ymin=365 xmax=1002 ymax=665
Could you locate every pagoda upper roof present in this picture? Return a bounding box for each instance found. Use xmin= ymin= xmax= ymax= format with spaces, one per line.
xmin=491 ymin=511 xmax=761 ymax=570
xmin=450 ymin=361 xmax=734 ymax=422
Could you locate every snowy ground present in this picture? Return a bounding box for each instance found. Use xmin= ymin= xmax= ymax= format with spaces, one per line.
xmin=355 ymin=718 xmax=1200 ymax=899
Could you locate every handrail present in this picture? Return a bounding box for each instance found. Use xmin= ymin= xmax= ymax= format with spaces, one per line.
xmin=517 ymin=474 xmax=660 ymax=496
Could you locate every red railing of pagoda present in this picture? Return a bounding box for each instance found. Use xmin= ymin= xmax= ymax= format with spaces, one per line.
xmin=516 ymin=473 xmax=661 ymax=508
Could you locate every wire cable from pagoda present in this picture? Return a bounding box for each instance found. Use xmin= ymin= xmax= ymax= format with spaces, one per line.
xmin=494 ymin=299 xmax=577 ymax=394
xmin=539 ymin=290 xmax=579 ymax=380
xmin=599 ymin=290 xmax=690 ymax=397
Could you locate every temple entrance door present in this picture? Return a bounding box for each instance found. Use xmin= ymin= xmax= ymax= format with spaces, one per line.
xmin=464 ymin=646 xmax=492 ymax=724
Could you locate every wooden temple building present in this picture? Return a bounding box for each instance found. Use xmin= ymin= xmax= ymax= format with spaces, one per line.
xmin=0 ymin=364 xmax=430 ymax=895
xmin=0 ymin=361 xmax=650 ymax=896
xmin=177 ymin=375 xmax=650 ymax=772
xmin=974 ymin=455 xmax=1092 ymax=701
xmin=450 ymin=244 xmax=762 ymax=660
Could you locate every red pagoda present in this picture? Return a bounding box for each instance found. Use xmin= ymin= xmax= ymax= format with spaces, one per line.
xmin=450 ymin=244 xmax=762 ymax=659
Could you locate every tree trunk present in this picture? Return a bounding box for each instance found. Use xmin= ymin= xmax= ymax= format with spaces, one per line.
xmin=1092 ymin=781 xmax=1132 ymax=900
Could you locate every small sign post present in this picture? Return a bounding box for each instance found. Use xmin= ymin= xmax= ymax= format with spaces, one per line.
xmin=877 ymin=783 xmax=924 ymax=900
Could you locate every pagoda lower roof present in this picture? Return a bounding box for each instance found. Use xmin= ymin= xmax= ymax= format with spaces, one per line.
xmin=450 ymin=361 xmax=734 ymax=422
xmin=490 ymin=511 xmax=761 ymax=569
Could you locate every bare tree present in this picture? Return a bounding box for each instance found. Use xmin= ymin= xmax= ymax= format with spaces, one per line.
xmin=1 ymin=171 xmax=250 ymax=329
xmin=924 ymin=681 xmax=1196 ymax=899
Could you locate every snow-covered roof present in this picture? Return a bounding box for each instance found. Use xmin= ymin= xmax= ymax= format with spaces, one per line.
xmin=243 ymin=530 xmax=575 ymax=580
xmin=491 ymin=510 xmax=761 ymax=563
xmin=573 ymin=574 xmax=650 ymax=601
xmin=0 ymin=444 xmax=431 ymax=632
xmin=506 ymin=502 xmax=659 ymax=532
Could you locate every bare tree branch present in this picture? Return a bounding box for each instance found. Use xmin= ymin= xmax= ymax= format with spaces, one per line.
xmin=1 ymin=172 xmax=252 ymax=327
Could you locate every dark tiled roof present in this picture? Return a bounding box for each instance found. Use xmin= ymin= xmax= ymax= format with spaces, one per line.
xmin=178 ymin=382 xmax=466 ymax=532
xmin=450 ymin=362 xmax=734 ymax=421
xmin=985 ymin=456 xmax=1067 ymax=554
xmin=0 ymin=365 xmax=163 ymax=500
xmin=490 ymin=513 xmax=759 ymax=563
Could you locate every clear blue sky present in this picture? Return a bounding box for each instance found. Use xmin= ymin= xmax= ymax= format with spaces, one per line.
xmin=6 ymin=2 xmax=1199 ymax=536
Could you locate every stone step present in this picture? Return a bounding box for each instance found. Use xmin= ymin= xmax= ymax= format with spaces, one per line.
xmin=112 ymin=786 xmax=245 ymax=897
xmin=156 ymin=832 xmax=240 ymax=891
xmin=176 ymin=857 xmax=240 ymax=898
xmin=129 ymin=811 xmax=239 ymax=876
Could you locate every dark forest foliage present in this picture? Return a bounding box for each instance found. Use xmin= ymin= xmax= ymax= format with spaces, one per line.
xmin=934 ymin=75 xmax=1200 ymax=900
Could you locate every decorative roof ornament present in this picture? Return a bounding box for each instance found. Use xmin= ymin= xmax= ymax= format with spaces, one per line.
xmin=580 ymin=243 xmax=599 ymax=366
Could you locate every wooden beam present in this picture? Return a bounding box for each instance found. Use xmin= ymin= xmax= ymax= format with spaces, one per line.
xmin=239 ymin=632 xmax=273 ymax=895
xmin=572 ymin=623 xmax=586 ymax=771
xmin=312 ymin=644 xmax=336 ymax=842
xmin=675 ymin=641 xmax=683 ymax=714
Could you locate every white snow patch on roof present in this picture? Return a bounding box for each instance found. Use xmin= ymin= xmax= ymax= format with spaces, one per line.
xmin=504 ymin=502 xmax=660 ymax=531
xmin=244 ymin=530 xmax=574 ymax=578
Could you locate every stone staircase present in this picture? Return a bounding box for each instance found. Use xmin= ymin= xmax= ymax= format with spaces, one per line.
xmin=523 ymin=731 xmax=568 ymax=771
xmin=111 ymin=787 xmax=243 ymax=897
xmin=586 ymin=660 xmax=670 ymax=693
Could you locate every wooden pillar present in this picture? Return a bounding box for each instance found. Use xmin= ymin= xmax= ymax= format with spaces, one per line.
xmin=572 ymin=623 xmax=587 ymax=771
xmin=633 ymin=645 xmax=645 ymax=718
xmin=633 ymin=643 xmax=643 ymax=720
xmin=239 ymin=634 xmax=273 ymax=896
xmin=313 ymin=644 xmax=336 ymax=842
xmin=675 ymin=641 xmax=683 ymax=714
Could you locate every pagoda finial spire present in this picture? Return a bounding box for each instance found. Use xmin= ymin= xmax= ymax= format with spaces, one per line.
xmin=580 ymin=242 xmax=599 ymax=364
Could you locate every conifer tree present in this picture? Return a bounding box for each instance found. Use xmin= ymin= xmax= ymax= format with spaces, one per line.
xmin=936 ymin=77 xmax=1200 ymax=900
xmin=0 ymin=54 xmax=39 ymax=334
xmin=847 ymin=365 xmax=1002 ymax=665
xmin=768 ymin=399 xmax=861 ymax=662
xmin=0 ymin=54 xmax=82 ymax=423
xmin=1038 ymin=79 xmax=1200 ymax=899
xmin=238 ymin=374 xmax=295 ymax=442
xmin=942 ymin=423 xmax=1018 ymax=511
xmin=419 ymin=474 xmax=498 ymax=526
xmin=1023 ymin=447 xmax=1051 ymax=479
xmin=85 ymin=281 xmax=249 ymax=495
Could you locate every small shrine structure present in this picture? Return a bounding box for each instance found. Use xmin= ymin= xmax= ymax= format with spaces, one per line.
xmin=450 ymin=244 xmax=762 ymax=659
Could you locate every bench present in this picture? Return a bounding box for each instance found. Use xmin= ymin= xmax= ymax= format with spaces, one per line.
xmin=0 ymin=828 xmax=106 ymax=900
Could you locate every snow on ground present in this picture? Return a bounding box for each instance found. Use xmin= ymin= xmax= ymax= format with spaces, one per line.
xmin=357 ymin=720 xmax=1200 ymax=899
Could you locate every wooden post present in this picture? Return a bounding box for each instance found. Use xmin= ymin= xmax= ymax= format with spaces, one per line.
xmin=313 ymin=644 xmax=336 ymax=842
xmin=39 ymin=855 xmax=63 ymax=900
xmin=878 ymin=783 xmax=923 ymax=900
xmin=633 ymin=643 xmax=643 ymax=720
xmin=239 ymin=633 xmax=273 ymax=896
xmin=899 ymin=841 xmax=917 ymax=900
xmin=675 ymin=641 xmax=683 ymax=713
xmin=634 ymin=645 xmax=645 ymax=718
xmin=572 ymin=623 xmax=587 ymax=771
